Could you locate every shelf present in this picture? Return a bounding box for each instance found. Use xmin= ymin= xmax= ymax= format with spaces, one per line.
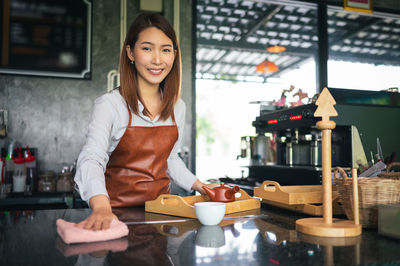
xmin=0 ymin=192 xmax=88 ymax=211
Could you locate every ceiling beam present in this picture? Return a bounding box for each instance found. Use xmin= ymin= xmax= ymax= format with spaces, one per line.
xmin=239 ymin=6 xmax=282 ymax=42
xmin=200 ymin=5 xmax=283 ymax=73
xmin=330 ymin=18 xmax=381 ymax=46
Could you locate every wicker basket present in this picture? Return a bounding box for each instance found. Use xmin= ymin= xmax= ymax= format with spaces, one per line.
xmin=378 ymin=162 xmax=400 ymax=179
xmin=334 ymin=167 xmax=400 ymax=228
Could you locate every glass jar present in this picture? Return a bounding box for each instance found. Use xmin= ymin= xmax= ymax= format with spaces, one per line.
xmin=56 ymin=172 xmax=73 ymax=192
xmin=38 ymin=171 xmax=55 ymax=192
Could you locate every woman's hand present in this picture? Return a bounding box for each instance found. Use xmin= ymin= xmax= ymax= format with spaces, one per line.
xmin=76 ymin=195 xmax=117 ymax=231
xmin=191 ymin=179 xmax=221 ymax=195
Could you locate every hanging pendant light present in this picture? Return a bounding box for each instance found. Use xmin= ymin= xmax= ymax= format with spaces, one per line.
xmin=256 ymin=60 xmax=278 ymax=73
xmin=267 ymin=45 xmax=286 ymax=53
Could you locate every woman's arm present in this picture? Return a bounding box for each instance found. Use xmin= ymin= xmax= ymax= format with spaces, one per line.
xmin=74 ymin=92 xmax=123 ymax=230
xmin=74 ymin=95 xmax=116 ymax=202
xmin=167 ymin=100 xmax=220 ymax=194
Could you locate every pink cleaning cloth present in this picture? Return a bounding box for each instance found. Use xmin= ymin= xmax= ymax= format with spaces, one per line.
xmin=56 ymin=219 xmax=129 ymax=244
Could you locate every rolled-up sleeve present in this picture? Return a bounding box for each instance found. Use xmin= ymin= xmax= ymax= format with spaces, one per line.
xmin=167 ymin=100 xmax=197 ymax=191
xmin=74 ymin=96 xmax=114 ymax=202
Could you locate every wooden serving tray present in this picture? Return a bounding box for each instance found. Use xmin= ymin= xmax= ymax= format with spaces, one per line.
xmin=145 ymin=189 xmax=260 ymax=218
xmin=254 ymin=181 xmax=343 ymax=216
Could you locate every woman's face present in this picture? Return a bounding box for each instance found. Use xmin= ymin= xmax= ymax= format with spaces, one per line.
xmin=128 ymin=27 xmax=175 ymax=90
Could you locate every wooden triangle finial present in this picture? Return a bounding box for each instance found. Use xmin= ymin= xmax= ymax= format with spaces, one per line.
xmin=314 ymin=88 xmax=338 ymax=122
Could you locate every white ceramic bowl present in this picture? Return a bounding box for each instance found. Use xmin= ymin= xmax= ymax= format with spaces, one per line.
xmin=194 ymin=202 xmax=226 ymax=226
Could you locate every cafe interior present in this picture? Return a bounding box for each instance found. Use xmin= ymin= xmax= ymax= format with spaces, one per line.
xmin=1 ymin=0 xmax=400 ymax=265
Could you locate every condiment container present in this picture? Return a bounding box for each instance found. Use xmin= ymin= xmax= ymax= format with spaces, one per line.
xmin=38 ymin=171 xmax=55 ymax=192
xmin=13 ymin=170 xmax=25 ymax=192
xmin=56 ymin=172 xmax=73 ymax=192
xmin=13 ymin=154 xmax=25 ymax=176
xmin=13 ymin=151 xmax=25 ymax=192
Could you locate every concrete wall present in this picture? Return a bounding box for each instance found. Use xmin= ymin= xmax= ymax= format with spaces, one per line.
xmin=0 ymin=0 xmax=194 ymax=174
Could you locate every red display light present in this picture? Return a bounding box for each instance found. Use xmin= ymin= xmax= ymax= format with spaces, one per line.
xmin=267 ymin=119 xmax=278 ymax=124
xmin=290 ymin=115 xmax=302 ymax=120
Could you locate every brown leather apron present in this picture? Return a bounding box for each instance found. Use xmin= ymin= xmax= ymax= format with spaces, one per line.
xmin=105 ymin=103 xmax=178 ymax=207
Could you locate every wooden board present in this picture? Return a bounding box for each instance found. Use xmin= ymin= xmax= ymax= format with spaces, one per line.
xmin=145 ymin=189 xmax=260 ymax=218
xmin=254 ymin=181 xmax=343 ymax=216
xmin=296 ymin=218 xmax=362 ymax=237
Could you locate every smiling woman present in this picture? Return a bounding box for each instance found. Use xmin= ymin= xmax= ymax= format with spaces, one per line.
xmin=73 ymin=13 xmax=219 ymax=231
xmin=125 ymin=27 xmax=176 ymax=120
xmin=119 ymin=14 xmax=181 ymax=121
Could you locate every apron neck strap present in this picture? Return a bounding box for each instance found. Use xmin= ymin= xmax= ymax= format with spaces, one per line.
xmin=126 ymin=102 xmax=132 ymax=126
xmin=171 ymin=111 xmax=176 ymax=125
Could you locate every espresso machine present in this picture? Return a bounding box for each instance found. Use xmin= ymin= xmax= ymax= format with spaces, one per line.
xmin=244 ymin=89 xmax=400 ymax=186
xmin=249 ymin=104 xmax=353 ymax=185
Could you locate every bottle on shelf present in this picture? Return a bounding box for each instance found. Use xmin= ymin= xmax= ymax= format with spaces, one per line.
xmin=12 ymin=147 xmax=25 ymax=193
xmin=38 ymin=171 xmax=56 ymax=192
xmin=4 ymin=140 xmax=16 ymax=186
xmin=24 ymin=146 xmax=37 ymax=195
xmin=57 ymin=172 xmax=73 ymax=192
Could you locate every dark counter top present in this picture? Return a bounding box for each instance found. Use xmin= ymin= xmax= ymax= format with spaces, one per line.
xmin=1 ymin=205 xmax=400 ymax=266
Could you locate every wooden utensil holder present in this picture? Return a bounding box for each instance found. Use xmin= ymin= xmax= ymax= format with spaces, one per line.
xmin=295 ymin=88 xmax=362 ymax=237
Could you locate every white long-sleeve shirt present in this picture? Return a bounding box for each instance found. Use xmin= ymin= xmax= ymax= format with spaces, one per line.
xmin=74 ymin=89 xmax=197 ymax=202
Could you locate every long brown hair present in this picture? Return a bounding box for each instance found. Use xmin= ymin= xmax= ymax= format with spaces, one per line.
xmin=119 ymin=13 xmax=181 ymax=121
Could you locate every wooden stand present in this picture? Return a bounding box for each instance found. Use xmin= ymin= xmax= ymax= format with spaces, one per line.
xmin=296 ymin=88 xmax=362 ymax=237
